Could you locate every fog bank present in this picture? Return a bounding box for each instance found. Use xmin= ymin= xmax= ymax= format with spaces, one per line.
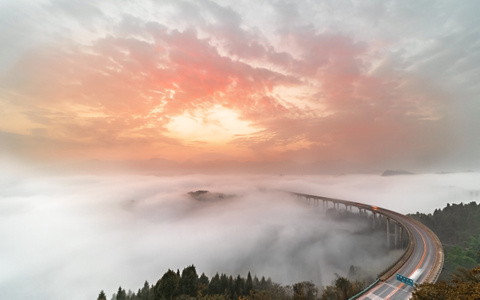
xmin=0 ymin=168 xmax=479 ymax=299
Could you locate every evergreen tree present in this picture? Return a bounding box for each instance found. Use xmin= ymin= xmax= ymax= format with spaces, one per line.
xmin=259 ymin=276 xmax=268 ymax=291
xmin=227 ymin=275 xmax=234 ymax=299
xmin=97 ymin=290 xmax=107 ymax=300
xmin=234 ymin=274 xmax=244 ymax=296
xmin=208 ymin=273 xmax=221 ymax=295
xmin=116 ymin=287 xmax=126 ymax=300
xmin=137 ymin=281 xmax=151 ymax=300
xmin=198 ymin=273 xmax=209 ymax=297
xmin=179 ymin=265 xmax=199 ymax=297
xmin=220 ymin=273 xmax=229 ymax=295
xmin=245 ymin=272 xmax=253 ymax=294
xmin=155 ymin=269 xmax=179 ymax=300
xmin=253 ymin=275 xmax=260 ymax=290
xmin=199 ymin=273 xmax=209 ymax=286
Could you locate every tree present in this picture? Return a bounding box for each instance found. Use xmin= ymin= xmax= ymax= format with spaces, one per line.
xmin=97 ymin=290 xmax=107 ymax=300
xmin=450 ymin=266 xmax=480 ymax=284
xmin=293 ymin=281 xmax=317 ymax=300
xmin=320 ymin=285 xmax=341 ymax=300
xmin=245 ymin=272 xmax=254 ymax=294
xmin=320 ymin=276 xmax=366 ymax=300
xmin=137 ymin=281 xmax=151 ymax=300
xmin=410 ymin=282 xmax=450 ymax=300
xmin=198 ymin=273 xmax=209 ymax=297
xmin=180 ymin=265 xmax=199 ymax=297
xmin=411 ymin=266 xmax=480 ymax=300
xmin=155 ymin=269 xmax=179 ymax=300
xmin=334 ymin=277 xmax=352 ymax=300
xmin=253 ymin=283 xmax=291 ymax=300
xmin=116 ymin=287 xmax=126 ymax=300
xmin=208 ymin=273 xmax=222 ymax=295
xmin=234 ymin=275 xmax=245 ymax=296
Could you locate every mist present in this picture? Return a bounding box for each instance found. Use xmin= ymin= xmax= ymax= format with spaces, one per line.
xmin=1 ymin=163 xmax=479 ymax=299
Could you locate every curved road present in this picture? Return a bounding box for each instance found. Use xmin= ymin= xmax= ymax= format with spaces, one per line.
xmin=358 ymin=207 xmax=443 ymax=300
xmin=289 ymin=192 xmax=443 ymax=300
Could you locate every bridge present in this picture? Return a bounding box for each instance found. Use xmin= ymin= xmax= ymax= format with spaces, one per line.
xmin=290 ymin=192 xmax=444 ymax=300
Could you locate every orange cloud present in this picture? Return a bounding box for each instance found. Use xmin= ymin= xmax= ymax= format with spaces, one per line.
xmin=0 ymin=10 xmax=454 ymax=171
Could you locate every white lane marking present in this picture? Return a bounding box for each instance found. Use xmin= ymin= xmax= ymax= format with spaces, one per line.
xmin=362 ymin=291 xmax=386 ymax=300
xmin=382 ymin=282 xmax=398 ymax=289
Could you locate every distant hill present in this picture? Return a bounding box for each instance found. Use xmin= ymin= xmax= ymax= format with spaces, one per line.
xmin=187 ymin=190 xmax=234 ymax=202
xmin=381 ymin=169 xmax=414 ymax=176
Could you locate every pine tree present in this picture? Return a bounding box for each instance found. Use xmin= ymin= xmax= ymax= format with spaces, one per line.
xmin=137 ymin=281 xmax=151 ymax=300
xmin=245 ymin=272 xmax=253 ymax=294
xmin=116 ymin=287 xmax=126 ymax=300
xmin=234 ymin=275 xmax=244 ymax=296
xmin=97 ymin=290 xmax=107 ymax=300
xmin=180 ymin=265 xmax=199 ymax=297
xmin=155 ymin=269 xmax=179 ymax=300
xmin=198 ymin=272 xmax=209 ymax=297
xmin=209 ymin=273 xmax=221 ymax=295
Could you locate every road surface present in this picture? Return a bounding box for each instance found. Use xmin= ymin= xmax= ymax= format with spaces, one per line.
xmin=358 ymin=207 xmax=442 ymax=300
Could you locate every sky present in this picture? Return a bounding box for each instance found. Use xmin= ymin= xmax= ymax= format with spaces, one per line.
xmin=1 ymin=0 xmax=480 ymax=173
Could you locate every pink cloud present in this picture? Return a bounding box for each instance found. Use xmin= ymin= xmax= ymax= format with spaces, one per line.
xmin=0 ymin=8 xmax=454 ymax=170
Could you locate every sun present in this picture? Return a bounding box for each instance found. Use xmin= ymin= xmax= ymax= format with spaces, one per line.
xmin=165 ymin=106 xmax=259 ymax=144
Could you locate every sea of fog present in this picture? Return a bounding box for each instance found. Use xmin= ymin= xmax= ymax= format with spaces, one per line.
xmin=0 ymin=168 xmax=479 ymax=299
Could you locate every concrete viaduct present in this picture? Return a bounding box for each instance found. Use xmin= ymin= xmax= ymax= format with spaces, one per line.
xmin=290 ymin=192 xmax=444 ymax=300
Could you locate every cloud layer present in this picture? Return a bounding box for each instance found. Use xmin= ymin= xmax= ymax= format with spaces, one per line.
xmin=1 ymin=0 xmax=479 ymax=171
xmin=1 ymin=167 xmax=479 ymax=299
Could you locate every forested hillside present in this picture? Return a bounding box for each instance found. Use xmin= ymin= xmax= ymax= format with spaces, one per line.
xmin=409 ymin=201 xmax=480 ymax=280
xmin=98 ymin=265 xmax=369 ymax=300
xmin=411 ymin=265 xmax=480 ymax=300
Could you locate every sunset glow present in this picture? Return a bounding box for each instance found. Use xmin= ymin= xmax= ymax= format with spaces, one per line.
xmin=1 ymin=0 xmax=479 ymax=172
xmin=166 ymin=106 xmax=259 ymax=143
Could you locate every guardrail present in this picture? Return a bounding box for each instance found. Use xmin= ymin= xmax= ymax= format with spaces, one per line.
xmin=348 ymin=278 xmax=380 ymax=300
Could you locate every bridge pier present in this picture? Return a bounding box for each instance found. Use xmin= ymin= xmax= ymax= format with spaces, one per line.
xmin=394 ymin=222 xmax=399 ymax=248
xmin=387 ymin=218 xmax=390 ymax=247
xmin=386 ymin=218 xmax=402 ymax=249
xmin=399 ymin=226 xmax=403 ymax=248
